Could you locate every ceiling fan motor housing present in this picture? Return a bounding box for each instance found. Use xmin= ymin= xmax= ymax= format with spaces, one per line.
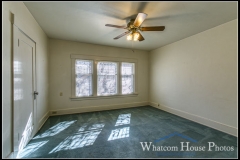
xmin=127 ymin=19 xmax=140 ymax=32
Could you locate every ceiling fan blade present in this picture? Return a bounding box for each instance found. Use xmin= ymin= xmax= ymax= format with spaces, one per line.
xmin=113 ymin=30 xmax=131 ymax=40
xmin=138 ymin=32 xmax=145 ymax=41
xmin=133 ymin=13 xmax=148 ymax=27
xmin=141 ymin=26 xmax=165 ymax=31
xmin=105 ymin=24 xmax=127 ymax=29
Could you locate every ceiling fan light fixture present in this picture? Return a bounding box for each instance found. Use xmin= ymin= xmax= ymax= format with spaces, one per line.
xmin=127 ymin=34 xmax=133 ymax=41
xmin=133 ymin=32 xmax=140 ymax=41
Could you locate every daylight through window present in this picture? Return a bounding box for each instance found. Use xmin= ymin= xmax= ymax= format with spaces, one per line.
xmin=75 ymin=60 xmax=93 ymax=97
xmin=72 ymin=55 xmax=137 ymax=98
xmin=97 ymin=62 xmax=117 ymax=96
xmin=122 ymin=62 xmax=134 ymax=94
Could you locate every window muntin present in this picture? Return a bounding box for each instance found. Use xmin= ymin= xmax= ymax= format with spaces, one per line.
xmin=75 ymin=60 xmax=93 ymax=97
xmin=121 ymin=62 xmax=134 ymax=94
xmin=97 ymin=62 xmax=117 ymax=96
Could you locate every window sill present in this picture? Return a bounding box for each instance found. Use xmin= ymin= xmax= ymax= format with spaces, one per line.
xmin=70 ymin=93 xmax=138 ymax=101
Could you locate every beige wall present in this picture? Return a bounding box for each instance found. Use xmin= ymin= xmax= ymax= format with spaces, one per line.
xmin=2 ymin=1 xmax=237 ymax=157
xmin=2 ymin=2 xmax=49 ymax=157
xmin=149 ymin=19 xmax=237 ymax=135
xmin=49 ymin=39 xmax=149 ymax=112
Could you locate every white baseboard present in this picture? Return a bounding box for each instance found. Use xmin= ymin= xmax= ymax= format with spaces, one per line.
xmin=36 ymin=102 xmax=237 ymax=137
xmin=149 ymin=102 xmax=237 ymax=137
xmin=38 ymin=111 xmax=49 ymax=131
xmin=49 ymin=101 xmax=149 ymax=116
xmin=6 ymin=151 xmax=17 ymax=159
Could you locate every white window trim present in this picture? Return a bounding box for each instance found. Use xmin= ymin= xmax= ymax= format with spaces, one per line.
xmin=70 ymin=54 xmax=138 ymax=100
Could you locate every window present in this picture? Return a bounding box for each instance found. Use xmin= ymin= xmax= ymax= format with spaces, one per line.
xmin=121 ymin=62 xmax=134 ymax=94
xmin=71 ymin=54 xmax=138 ymax=99
xmin=97 ymin=62 xmax=117 ymax=96
xmin=75 ymin=60 xmax=93 ymax=97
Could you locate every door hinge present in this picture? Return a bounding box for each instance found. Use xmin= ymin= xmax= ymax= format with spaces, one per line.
xmin=34 ymin=91 xmax=39 ymax=99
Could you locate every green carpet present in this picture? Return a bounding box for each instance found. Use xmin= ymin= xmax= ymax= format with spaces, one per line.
xmin=17 ymin=106 xmax=237 ymax=158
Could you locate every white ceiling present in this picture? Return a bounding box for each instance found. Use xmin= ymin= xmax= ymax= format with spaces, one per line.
xmin=24 ymin=2 xmax=237 ymax=51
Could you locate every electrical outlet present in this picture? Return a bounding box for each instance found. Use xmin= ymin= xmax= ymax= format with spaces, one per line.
xmin=52 ymin=111 xmax=57 ymax=114
xmin=60 ymin=92 xmax=63 ymax=96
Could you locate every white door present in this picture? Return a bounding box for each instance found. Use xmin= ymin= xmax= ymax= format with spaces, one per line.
xmin=13 ymin=26 xmax=36 ymax=152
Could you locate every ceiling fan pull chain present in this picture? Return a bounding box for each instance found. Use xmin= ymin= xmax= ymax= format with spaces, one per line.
xmin=131 ymin=40 xmax=134 ymax=52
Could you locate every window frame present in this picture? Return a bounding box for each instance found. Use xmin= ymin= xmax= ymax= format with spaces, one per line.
xmin=70 ymin=54 xmax=138 ymax=100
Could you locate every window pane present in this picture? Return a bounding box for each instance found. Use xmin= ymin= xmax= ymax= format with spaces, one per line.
xmin=97 ymin=75 xmax=117 ymax=95
xmin=122 ymin=63 xmax=134 ymax=75
xmin=75 ymin=60 xmax=92 ymax=97
xmin=76 ymin=60 xmax=92 ymax=74
xmin=97 ymin=62 xmax=117 ymax=75
xmin=76 ymin=74 xmax=92 ymax=96
xmin=122 ymin=75 xmax=133 ymax=94
xmin=122 ymin=62 xmax=134 ymax=94
xmin=97 ymin=62 xmax=117 ymax=96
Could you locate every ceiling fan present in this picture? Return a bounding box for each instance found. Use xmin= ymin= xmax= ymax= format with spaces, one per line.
xmin=105 ymin=13 xmax=165 ymax=41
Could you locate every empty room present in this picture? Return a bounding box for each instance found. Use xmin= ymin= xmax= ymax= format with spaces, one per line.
xmin=2 ymin=1 xmax=238 ymax=159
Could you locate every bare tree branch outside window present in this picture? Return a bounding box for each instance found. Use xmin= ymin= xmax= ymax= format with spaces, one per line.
xmin=122 ymin=63 xmax=134 ymax=94
xmin=75 ymin=60 xmax=92 ymax=96
xmin=97 ymin=62 xmax=117 ymax=95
